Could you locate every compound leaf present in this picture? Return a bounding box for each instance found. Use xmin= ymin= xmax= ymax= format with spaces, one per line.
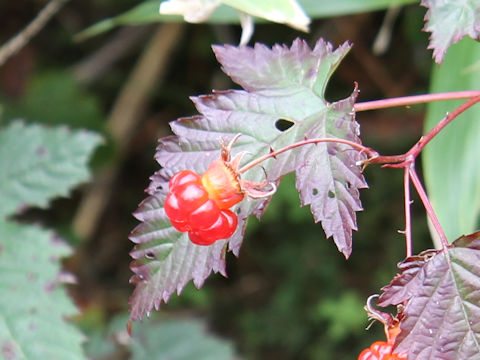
xmin=378 ymin=231 xmax=480 ymax=360
xmin=422 ymin=0 xmax=480 ymax=63
xmin=0 ymin=220 xmax=85 ymax=360
xmin=129 ymin=38 xmax=366 ymax=321
xmin=0 ymin=121 xmax=102 ymax=218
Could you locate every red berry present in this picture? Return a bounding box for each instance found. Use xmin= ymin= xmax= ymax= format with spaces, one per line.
xmin=169 ymin=170 xmax=201 ymax=189
xmin=172 ymin=182 xmax=209 ymax=213
xmin=164 ymin=192 xmax=185 ymax=223
xmin=188 ymin=199 xmax=221 ymax=230
xmin=358 ymin=341 xmax=406 ymax=360
xmin=188 ymin=209 xmax=237 ymax=245
xmin=169 ymin=218 xmax=190 ymax=232
xmin=165 ymin=165 xmax=242 ymax=246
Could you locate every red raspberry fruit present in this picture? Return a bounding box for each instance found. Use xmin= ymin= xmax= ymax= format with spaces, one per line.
xmin=165 ymin=171 xmax=209 ymax=229
xmin=188 ymin=209 xmax=238 ymax=246
xmin=164 ymin=168 xmax=240 ymax=245
xmin=358 ymin=341 xmax=406 ymax=360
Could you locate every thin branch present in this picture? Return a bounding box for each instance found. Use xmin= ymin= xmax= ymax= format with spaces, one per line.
xmin=403 ymin=163 xmax=413 ymax=257
xmin=409 ymin=166 xmax=449 ymax=249
xmin=237 ymin=137 xmax=377 ymax=174
xmin=411 ymin=94 xmax=480 ymax=155
xmin=354 ymin=91 xmax=480 ymax=112
xmin=365 ymin=95 xmax=480 ymax=166
xmin=0 ymin=0 xmax=70 ymax=67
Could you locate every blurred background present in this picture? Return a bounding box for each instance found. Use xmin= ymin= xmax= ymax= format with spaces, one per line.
xmin=0 ymin=1 xmax=435 ymax=359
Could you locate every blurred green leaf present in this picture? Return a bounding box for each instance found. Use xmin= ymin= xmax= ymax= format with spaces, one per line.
xmin=0 ymin=121 xmax=102 ymax=218
xmin=220 ymin=0 xmax=310 ymax=31
xmin=77 ymin=0 xmax=419 ymax=39
xmin=301 ymin=0 xmax=418 ymax=17
xmin=0 ymin=220 xmax=85 ymax=360
xmin=130 ymin=318 xmax=236 ymax=360
xmin=2 ymin=72 xmax=105 ymax=132
xmin=316 ymin=291 xmax=365 ymax=341
xmin=422 ymin=37 xmax=480 ymax=243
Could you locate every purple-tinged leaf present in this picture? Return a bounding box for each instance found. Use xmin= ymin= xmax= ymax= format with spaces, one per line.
xmin=378 ymin=231 xmax=480 ymax=359
xmin=129 ymin=38 xmax=367 ymax=321
xmin=422 ymin=0 xmax=480 ymax=63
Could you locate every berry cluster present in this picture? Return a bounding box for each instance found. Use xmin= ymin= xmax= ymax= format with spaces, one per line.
xmin=164 ymin=159 xmax=244 ymax=246
xmin=358 ymin=323 xmax=406 ymax=360
xmin=357 ymin=341 xmax=406 ymax=360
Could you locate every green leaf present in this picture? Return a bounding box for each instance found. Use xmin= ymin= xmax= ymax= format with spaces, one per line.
xmin=422 ymin=38 xmax=480 ymax=243
xmin=130 ymin=318 xmax=236 ymax=360
xmin=77 ymin=0 xmax=418 ymax=39
xmin=316 ymin=291 xmax=365 ymax=341
xmin=0 ymin=121 xmax=102 ymax=218
xmin=1 ymin=72 xmax=105 ymax=131
xmin=421 ymin=0 xmax=480 ymax=63
xmin=301 ymin=0 xmax=419 ymax=17
xmin=0 ymin=220 xmax=85 ymax=360
xmin=220 ymin=0 xmax=310 ymax=31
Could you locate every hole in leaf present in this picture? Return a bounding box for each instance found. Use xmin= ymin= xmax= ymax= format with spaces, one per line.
xmin=312 ymin=188 xmax=319 ymax=196
xmin=328 ymin=191 xmax=335 ymax=198
xmin=145 ymin=251 xmax=156 ymax=260
xmin=275 ymin=118 xmax=295 ymax=132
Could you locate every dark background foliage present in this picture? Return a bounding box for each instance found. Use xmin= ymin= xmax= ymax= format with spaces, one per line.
xmin=0 ymin=1 xmax=434 ymax=359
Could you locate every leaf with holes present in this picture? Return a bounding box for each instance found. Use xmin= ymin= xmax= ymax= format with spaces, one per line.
xmin=0 ymin=121 xmax=102 ymax=218
xmin=0 ymin=220 xmax=85 ymax=359
xmin=129 ymin=38 xmax=367 ymax=321
xmin=377 ymin=231 xmax=480 ymax=359
xmin=422 ymin=0 xmax=480 ymax=63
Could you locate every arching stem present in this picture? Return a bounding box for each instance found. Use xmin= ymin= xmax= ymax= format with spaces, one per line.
xmin=354 ymin=91 xmax=480 ymax=112
xmin=409 ymin=166 xmax=449 ymax=248
xmin=237 ymin=137 xmax=377 ymax=174
xmin=403 ymin=165 xmax=413 ymax=257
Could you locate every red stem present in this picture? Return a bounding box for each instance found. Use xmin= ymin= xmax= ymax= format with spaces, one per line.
xmin=237 ymin=138 xmax=377 ymax=174
xmin=237 ymin=91 xmax=480 ymax=250
xmin=354 ymin=91 xmax=480 ymax=112
xmin=408 ymin=166 xmax=449 ymax=249
xmin=403 ymin=164 xmax=413 ymax=257
xmin=366 ymin=94 xmax=480 ymax=165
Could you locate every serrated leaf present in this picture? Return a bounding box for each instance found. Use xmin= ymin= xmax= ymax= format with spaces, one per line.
xmin=378 ymin=231 xmax=480 ymax=360
xmin=130 ymin=318 xmax=235 ymax=360
xmin=129 ymin=38 xmax=366 ymax=321
xmin=0 ymin=220 xmax=85 ymax=359
xmin=0 ymin=121 xmax=102 ymax=218
xmin=422 ymin=38 xmax=480 ymax=243
xmin=421 ymin=0 xmax=480 ymax=63
xmin=77 ymin=0 xmax=418 ymax=39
